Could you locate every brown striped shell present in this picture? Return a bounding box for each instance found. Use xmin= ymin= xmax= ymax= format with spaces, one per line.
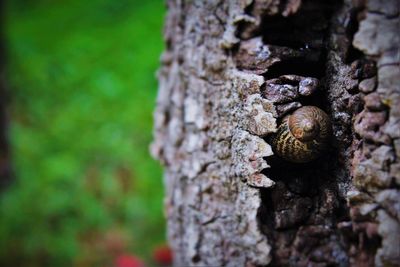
xmin=270 ymin=106 xmax=331 ymax=163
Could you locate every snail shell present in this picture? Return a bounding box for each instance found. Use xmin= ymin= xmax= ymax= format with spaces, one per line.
xmin=270 ymin=106 xmax=331 ymax=163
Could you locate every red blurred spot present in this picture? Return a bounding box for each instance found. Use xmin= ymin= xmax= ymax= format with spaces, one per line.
xmin=115 ymin=254 xmax=145 ymax=267
xmin=153 ymin=245 xmax=173 ymax=266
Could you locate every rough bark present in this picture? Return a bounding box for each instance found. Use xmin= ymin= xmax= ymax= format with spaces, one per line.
xmin=152 ymin=0 xmax=400 ymax=266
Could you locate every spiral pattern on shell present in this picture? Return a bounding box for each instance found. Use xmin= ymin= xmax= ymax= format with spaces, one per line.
xmin=270 ymin=106 xmax=331 ymax=163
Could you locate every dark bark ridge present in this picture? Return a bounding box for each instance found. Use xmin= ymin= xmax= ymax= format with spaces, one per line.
xmin=153 ymin=0 xmax=399 ymax=266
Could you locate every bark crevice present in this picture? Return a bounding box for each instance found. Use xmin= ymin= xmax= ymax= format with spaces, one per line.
xmin=153 ymin=0 xmax=400 ymax=266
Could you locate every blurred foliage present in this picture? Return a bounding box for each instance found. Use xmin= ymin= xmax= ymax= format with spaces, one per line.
xmin=0 ymin=0 xmax=165 ymax=266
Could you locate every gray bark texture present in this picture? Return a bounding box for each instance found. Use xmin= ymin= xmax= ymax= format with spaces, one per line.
xmin=152 ymin=0 xmax=400 ymax=266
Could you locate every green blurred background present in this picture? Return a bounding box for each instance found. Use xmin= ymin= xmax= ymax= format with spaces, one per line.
xmin=0 ymin=0 xmax=166 ymax=266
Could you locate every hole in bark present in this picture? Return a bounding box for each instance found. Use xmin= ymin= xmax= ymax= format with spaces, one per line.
xmin=260 ymin=0 xmax=339 ymax=50
xmin=251 ymin=1 xmax=349 ymax=265
xmin=345 ymin=6 xmax=365 ymax=63
xmin=191 ymin=255 xmax=201 ymax=263
xmin=261 ymin=16 xmax=323 ymax=50
xmin=258 ymin=150 xmax=348 ymax=265
xmin=263 ymin=57 xmax=326 ymax=79
xmin=346 ymin=46 xmax=364 ymax=64
xmin=262 ymin=155 xmax=330 ymax=196
xmin=243 ymin=0 xmax=254 ymax=15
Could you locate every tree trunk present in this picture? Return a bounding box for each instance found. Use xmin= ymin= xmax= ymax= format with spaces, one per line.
xmin=152 ymin=0 xmax=400 ymax=266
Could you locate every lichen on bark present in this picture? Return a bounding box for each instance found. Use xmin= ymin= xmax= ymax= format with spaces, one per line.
xmin=152 ymin=1 xmax=275 ymax=266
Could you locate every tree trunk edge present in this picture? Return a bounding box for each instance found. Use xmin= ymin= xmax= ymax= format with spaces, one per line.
xmin=152 ymin=0 xmax=400 ymax=266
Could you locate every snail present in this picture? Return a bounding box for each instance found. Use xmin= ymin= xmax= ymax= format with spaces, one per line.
xmin=270 ymin=106 xmax=331 ymax=163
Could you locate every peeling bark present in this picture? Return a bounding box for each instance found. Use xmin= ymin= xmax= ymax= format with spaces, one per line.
xmin=152 ymin=0 xmax=400 ymax=266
